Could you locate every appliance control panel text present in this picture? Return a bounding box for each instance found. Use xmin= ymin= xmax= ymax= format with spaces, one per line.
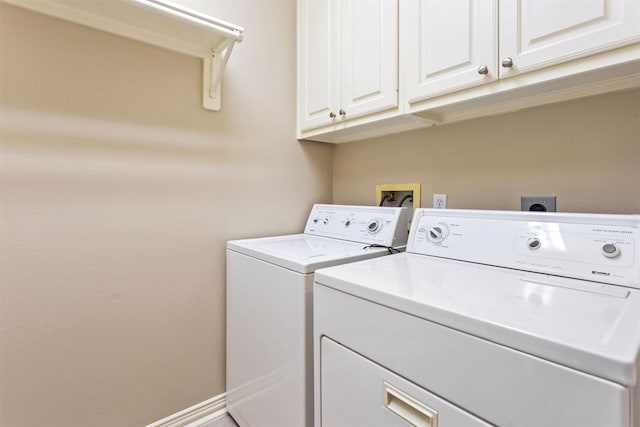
xmin=408 ymin=210 xmax=640 ymax=288
xmin=304 ymin=204 xmax=408 ymax=247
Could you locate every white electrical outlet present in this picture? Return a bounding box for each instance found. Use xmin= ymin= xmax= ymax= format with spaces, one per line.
xmin=433 ymin=194 xmax=447 ymax=209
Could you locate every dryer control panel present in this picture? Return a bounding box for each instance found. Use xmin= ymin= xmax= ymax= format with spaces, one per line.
xmin=304 ymin=204 xmax=408 ymax=247
xmin=408 ymin=209 xmax=640 ymax=288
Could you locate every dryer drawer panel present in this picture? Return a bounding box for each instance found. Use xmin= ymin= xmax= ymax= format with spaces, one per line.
xmin=320 ymin=337 xmax=490 ymax=427
xmin=314 ymin=284 xmax=630 ymax=427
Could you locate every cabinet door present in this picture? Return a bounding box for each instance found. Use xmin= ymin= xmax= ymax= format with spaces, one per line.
xmin=339 ymin=0 xmax=398 ymax=121
xmin=404 ymin=0 xmax=498 ymax=103
xmin=298 ymin=0 xmax=340 ymax=132
xmin=499 ymin=0 xmax=640 ymax=78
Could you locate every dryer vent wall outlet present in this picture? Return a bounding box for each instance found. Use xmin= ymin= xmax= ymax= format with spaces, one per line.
xmin=376 ymin=183 xmax=421 ymax=232
xmin=521 ymin=196 xmax=556 ymax=212
xmin=376 ymin=183 xmax=421 ymax=210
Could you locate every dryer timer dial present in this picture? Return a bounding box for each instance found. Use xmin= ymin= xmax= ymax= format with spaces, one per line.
xmin=527 ymin=237 xmax=542 ymax=250
xmin=427 ymin=225 xmax=448 ymax=243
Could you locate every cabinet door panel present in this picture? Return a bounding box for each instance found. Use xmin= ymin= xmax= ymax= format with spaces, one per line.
xmin=298 ymin=0 xmax=340 ymax=131
xmin=340 ymin=0 xmax=398 ymax=120
xmin=404 ymin=0 xmax=497 ymax=103
xmin=499 ymin=0 xmax=640 ymax=78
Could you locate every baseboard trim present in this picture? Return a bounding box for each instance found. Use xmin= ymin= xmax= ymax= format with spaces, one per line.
xmin=146 ymin=393 xmax=227 ymax=427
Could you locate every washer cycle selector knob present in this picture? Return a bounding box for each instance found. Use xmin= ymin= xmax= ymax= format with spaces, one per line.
xmin=367 ymin=219 xmax=381 ymax=234
xmin=602 ymin=243 xmax=621 ymax=258
xmin=527 ymin=238 xmax=542 ymax=250
xmin=427 ymin=225 xmax=447 ymax=243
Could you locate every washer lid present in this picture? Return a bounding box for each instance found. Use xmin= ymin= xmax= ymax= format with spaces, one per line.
xmin=314 ymin=253 xmax=640 ymax=386
xmin=227 ymin=234 xmax=393 ymax=274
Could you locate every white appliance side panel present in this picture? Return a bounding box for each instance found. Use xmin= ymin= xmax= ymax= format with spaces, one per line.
xmin=314 ymin=284 xmax=630 ymax=427
xmin=635 ymin=368 xmax=640 ymax=427
xmin=227 ymin=250 xmax=313 ymax=427
xmin=320 ymin=337 xmax=491 ymax=427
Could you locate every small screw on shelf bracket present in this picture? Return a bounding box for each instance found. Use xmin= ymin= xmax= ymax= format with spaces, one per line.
xmin=208 ymin=38 xmax=236 ymax=99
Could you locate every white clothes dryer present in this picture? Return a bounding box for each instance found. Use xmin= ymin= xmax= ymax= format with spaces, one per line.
xmin=226 ymin=204 xmax=408 ymax=427
xmin=314 ymin=209 xmax=640 ymax=427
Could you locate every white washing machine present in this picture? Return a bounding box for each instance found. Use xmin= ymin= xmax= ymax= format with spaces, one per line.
xmin=314 ymin=209 xmax=640 ymax=427
xmin=226 ymin=204 xmax=408 ymax=427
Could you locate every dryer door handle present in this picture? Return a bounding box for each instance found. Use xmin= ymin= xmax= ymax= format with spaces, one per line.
xmin=383 ymin=382 xmax=439 ymax=427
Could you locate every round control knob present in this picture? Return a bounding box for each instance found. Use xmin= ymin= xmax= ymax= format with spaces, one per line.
xmin=527 ymin=237 xmax=542 ymax=250
xmin=367 ymin=219 xmax=381 ymax=233
xmin=602 ymin=243 xmax=621 ymax=258
xmin=323 ymin=218 xmax=329 ymax=225
xmin=345 ymin=220 xmax=351 ymax=227
xmin=427 ymin=225 xmax=447 ymax=243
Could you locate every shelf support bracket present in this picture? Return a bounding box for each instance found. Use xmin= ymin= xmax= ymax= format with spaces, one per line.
xmin=4 ymin=0 xmax=244 ymax=112
xmin=203 ymin=38 xmax=237 ymax=111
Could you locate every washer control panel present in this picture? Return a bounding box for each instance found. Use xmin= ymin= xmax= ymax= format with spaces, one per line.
xmin=408 ymin=209 xmax=640 ymax=288
xmin=304 ymin=204 xmax=408 ymax=247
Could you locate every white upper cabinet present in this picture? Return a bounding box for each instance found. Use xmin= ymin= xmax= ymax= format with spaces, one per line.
xmin=404 ymin=0 xmax=498 ymax=103
xmin=300 ymin=0 xmax=639 ymax=142
xmin=499 ymin=0 xmax=640 ymax=78
xmin=403 ymin=0 xmax=640 ymax=107
xmin=298 ymin=0 xmax=399 ymax=135
xmin=339 ymin=0 xmax=398 ymax=120
xmin=297 ymin=0 xmax=340 ymax=131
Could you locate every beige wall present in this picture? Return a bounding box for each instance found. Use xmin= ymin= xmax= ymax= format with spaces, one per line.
xmin=334 ymin=89 xmax=640 ymax=214
xmin=1 ymin=1 xmax=639 ymax=426
xmin=0 ymin=2 xmax=332 ymax=426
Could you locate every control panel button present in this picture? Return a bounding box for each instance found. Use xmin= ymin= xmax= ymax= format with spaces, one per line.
xmin=602 ymin=243 xmax=621 ymax=258
xmin=345 ymin=220 xmax=351 ymax=227
xmin=527 ymin=238 xmax=542 ymax=250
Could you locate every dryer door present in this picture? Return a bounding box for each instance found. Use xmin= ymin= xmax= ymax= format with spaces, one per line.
xmin=320 ymin=337 xmax=490 ymax=427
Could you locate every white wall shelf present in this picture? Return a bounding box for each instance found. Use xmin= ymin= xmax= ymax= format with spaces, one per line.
xmin=2 ymin=0 xmax=244 ymax=111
